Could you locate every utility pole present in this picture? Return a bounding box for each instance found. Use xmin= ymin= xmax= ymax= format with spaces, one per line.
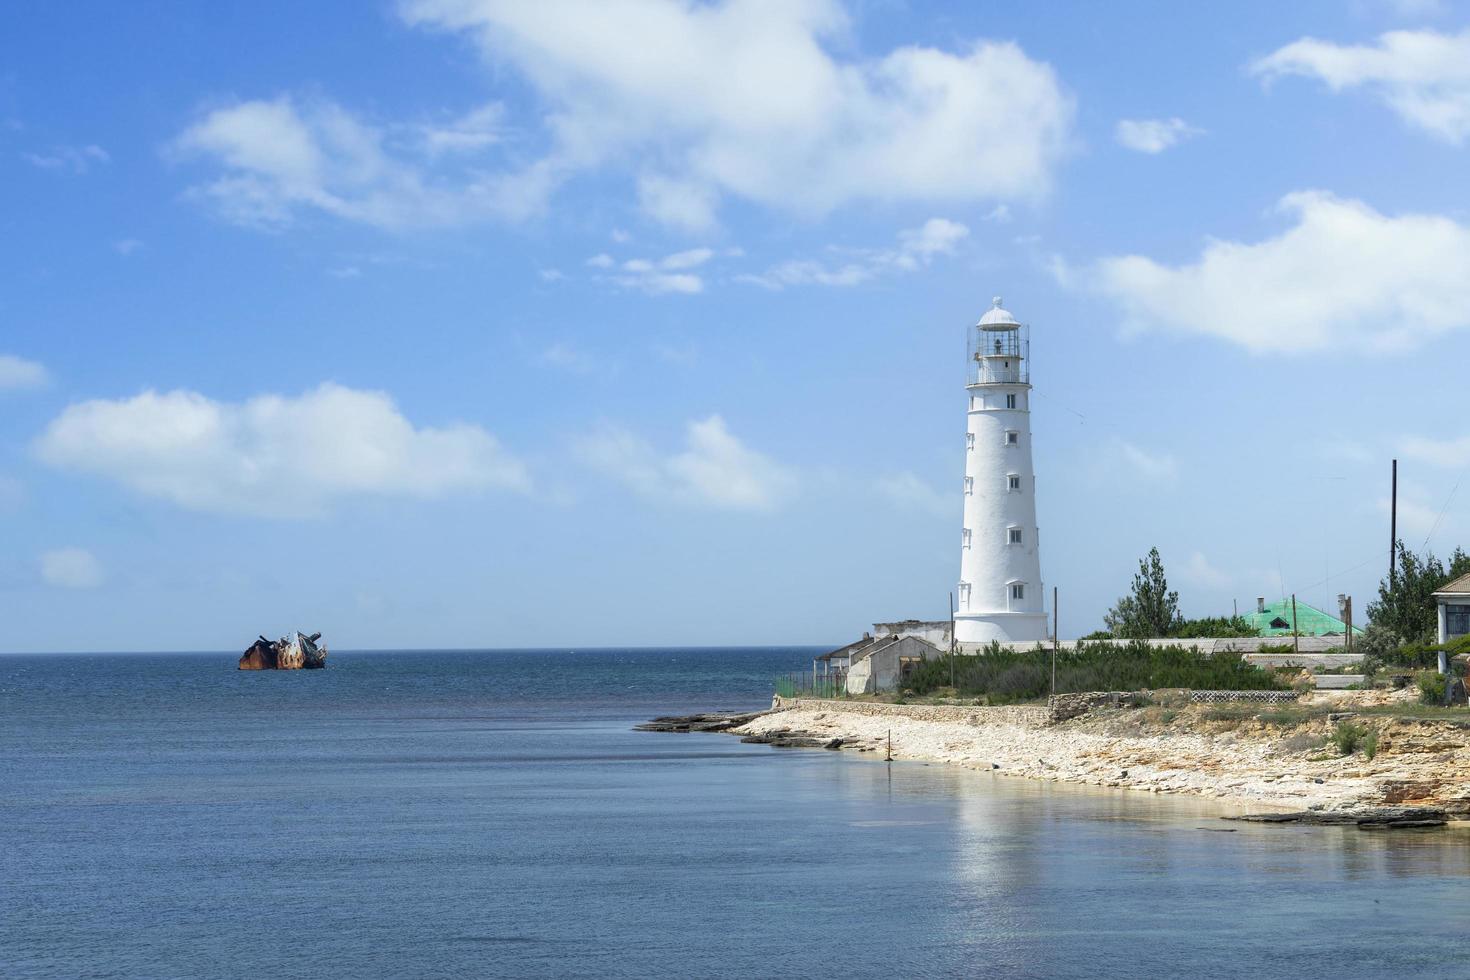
xmin=1291 ymin=594 xmax=1300 ymax=656
xmin=1390 ymin=459 xmax=1398 ymax=587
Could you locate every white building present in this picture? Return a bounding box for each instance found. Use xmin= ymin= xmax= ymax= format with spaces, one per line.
xmin=1434 ymin=572 xmax=1470 ymax=646
xmin=954 ymin=298 xmax=1049 ymax=647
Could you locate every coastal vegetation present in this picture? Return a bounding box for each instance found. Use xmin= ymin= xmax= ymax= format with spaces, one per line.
xmin=1367 ymin=541 xmax=1470 ymax=645
xmin=1088 ymin=547 xmax=1256 ymax=639
xmin=900 ymin=640 xmax=1285 ymax=703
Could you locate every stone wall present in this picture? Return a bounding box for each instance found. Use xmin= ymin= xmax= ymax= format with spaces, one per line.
xmin=1047 ymin=691 xmax=1134 ymax=722
xmin=770 ymin=696 xmax=1048 ymax=729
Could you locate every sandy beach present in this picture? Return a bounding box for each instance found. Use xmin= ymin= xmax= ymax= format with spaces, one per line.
xmin=733 ymin=692 xmax=1470 ymax=815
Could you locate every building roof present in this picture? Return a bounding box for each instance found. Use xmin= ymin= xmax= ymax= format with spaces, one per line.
xmin=978 ymin=297 xmax=1020 ymax=329
xmin=1244 ymin=598 xmax=1356 ymax=637
xmin=1434 ymin=571 xmax=1470 ymax=597
xmin=815 ymin=636 xmax=876 ymax=662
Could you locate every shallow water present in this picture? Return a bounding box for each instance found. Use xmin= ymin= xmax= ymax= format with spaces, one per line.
xmin=3 ymin=649 xmax=1468 ymax=979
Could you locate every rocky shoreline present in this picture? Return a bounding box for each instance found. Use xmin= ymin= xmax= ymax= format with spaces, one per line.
xmin=642 ymin=693 xmax=1470 ymax=826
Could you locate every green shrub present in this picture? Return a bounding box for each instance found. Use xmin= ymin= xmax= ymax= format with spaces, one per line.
xmin=1257 ymin=642 xmax=1296 ymax=654
xmin=1363 ymin=729 xmax=1379 ymax=761
xmin=902 ymin=641 xmax=1287 ymax=702
xmin=1171 ymin=616 xmax=1260 ymax=639
xmin=1417 ymin=671 xmax=1448 ymax=705
xmin=1332 ymin=720 xmax=1368 ymax=755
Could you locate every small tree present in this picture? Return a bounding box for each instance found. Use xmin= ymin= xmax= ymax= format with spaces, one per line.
xmin=1367 ymin=541 xmax=1453 ymax=645
xmin=1104 ymin=547 xmax=1182 ymax=639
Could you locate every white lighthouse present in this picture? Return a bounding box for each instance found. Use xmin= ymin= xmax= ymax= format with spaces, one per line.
xmin=955 ymin=297 xmax=1048 ymax=646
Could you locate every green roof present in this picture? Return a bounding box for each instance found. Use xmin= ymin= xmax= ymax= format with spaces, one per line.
xmin=1245 ymin=599 xmax=1356 ymax=637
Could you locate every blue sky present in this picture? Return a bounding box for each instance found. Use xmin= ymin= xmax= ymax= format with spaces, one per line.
xmin=5 ymin=0 xmax=1470 ymax=652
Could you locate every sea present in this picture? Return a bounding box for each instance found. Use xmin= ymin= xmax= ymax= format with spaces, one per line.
xmin=3 ymin=648 xmax=1469 ymax=980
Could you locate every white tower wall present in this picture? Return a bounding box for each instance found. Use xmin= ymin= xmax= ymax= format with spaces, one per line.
xmin=956 ymin=299 xmax=1048 ymax=646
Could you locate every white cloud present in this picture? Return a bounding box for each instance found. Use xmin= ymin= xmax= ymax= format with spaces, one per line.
xmin=875 ymin=472 xmax=951 ymax=518
xmin=1179 ymin=551 xmax=1232 ymax=589
xmin=1078 ymin=191 xmax=1470 ymax=353
xmin=1400 ymin=434 xmax=1470 ymax=467
xmin=418 ymin=102 xmax=505 ymax=155
xmin=397 ymin=0 xmax=1074 ymax=226
xmin=579 ymin=415 xmax=795 ymax=510
xmin=113 ymin=238 xmax=145 ymax=256
xmin=1252 ymin=28 xmax=1470 ymax=143
xmin=1114 ymin=117 xmax=1202 ymax=153
xmin=327 ymin=265 xmax=363 ymax=279
xmin=24 ymin=144 xmax=109 ymax=173
xmin=0 ymin=354 xmax=48 ymax=391
xmin=35 ymin=383 xmax=529 ymax=517
xmin=40 ymin=548 xmax=104 ymax=589
xmin=740 ymin=216 xmax=968 ymax=289
xmin=602 ymin=246 xmax=717 ymax=294
xmin=1378 ymin=491 xmax=1449 ymax=541
xmin=171 ymin=97 xmax=558 ymax=229
xmin=1114 ymin=440 xmax=1178 ymax=484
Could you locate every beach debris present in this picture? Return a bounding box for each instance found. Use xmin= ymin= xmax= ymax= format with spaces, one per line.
xmin=238 ymin=631 xmax=328 ymax=671
xmin=1224 ymin=806 xmax=1447 ymax=829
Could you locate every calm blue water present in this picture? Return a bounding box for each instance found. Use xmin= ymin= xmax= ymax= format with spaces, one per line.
xmin=3 ymin=649 xmax=1469 ymax=980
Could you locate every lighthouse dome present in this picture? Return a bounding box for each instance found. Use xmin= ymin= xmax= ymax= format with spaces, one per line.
xmin=978 ymin=297 xmax=1020 ymax=330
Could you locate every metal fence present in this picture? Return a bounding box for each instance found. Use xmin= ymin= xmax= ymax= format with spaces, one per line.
xmin=774 ymin=671 xmax=848 ymax=699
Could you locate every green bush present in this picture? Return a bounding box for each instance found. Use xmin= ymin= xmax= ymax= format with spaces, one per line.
xmin=1363 ymin=729 xmax=1379 ymax=761
xmin=1171 ymin=616 xmax=1260 ymax=639
xmin=1257 ymin=642 xmax=1296 ymax=654
xmin=1332 ymin=720 xmax=1368 ymax=755
xmin=1417 ymin=671 xmax=1448 ymax=705
xmin=902 ymin=640 xmax=1287 ymax=703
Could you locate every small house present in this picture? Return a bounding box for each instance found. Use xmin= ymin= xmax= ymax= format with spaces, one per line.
xmin=1434 ymin=573 xmax=1470 ymax=645
xmin=1244 ymin=597 xmax=1357 ymax=637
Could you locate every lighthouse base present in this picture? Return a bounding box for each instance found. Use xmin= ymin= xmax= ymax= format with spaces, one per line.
xmin=954 ymin=611 xmax=1049 ymax=648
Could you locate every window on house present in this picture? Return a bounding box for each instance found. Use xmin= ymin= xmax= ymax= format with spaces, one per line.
xmin=1009 ymin=528 xmax=1023 ymax=544
xmin=963 ymin=476 xmax=973 ymax=495
xmin=1269 ymin=617 xmax=1290 ymax=630
xmin=1006 ymin=431 xmax=1019 ymax=445
xmin=1006 ymin=394 xmax=1017 ymax=409
xmin=1448 ymin=604 xmax=1470 ymax=638
xmin=1011 ymin=583 xmax=1025 ymax=601
xmin=966 ymin=432 xmax=975 ymax=451
xmin=962 ymin=528 xmax=972 ymax=549
xmin=1007 ymin=474 xmax=1021 ymax=491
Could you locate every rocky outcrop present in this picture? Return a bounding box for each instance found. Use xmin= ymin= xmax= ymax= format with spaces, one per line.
xmin=739 ymin=729 xmax=845 ymax=750
xmin=635 ymin=712 xmax=764 ymax=733
xmin=1225 ymin=806 xmax=1447 ymax=829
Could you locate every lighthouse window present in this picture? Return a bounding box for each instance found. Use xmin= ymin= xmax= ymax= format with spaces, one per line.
xmin=966 ymin=433 xmax=975 ymax=451
xmin=963 ymin=476 xmax=974 ymax=495
xmin=1007 ymin=474 xmax=1021 ymax=491
xmin=1009 ymin=528 xmax=1023 ymax=544
xmin=962 ymin=528 xmax=972 ymax=549
xmin=1006 ymin=394 xmax=1017 ymax=409
xmin=1005 ymin=431 xmax=1019 ymax=445
xmin=958 ymin=582 xmax=971 ymax=608
xmin=1011 ymin=583 xmax=1025 ymax=601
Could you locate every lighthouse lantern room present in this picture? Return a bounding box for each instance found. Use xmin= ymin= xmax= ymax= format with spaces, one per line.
xmin=955 ymin=297 xmax=1049 ymax=647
